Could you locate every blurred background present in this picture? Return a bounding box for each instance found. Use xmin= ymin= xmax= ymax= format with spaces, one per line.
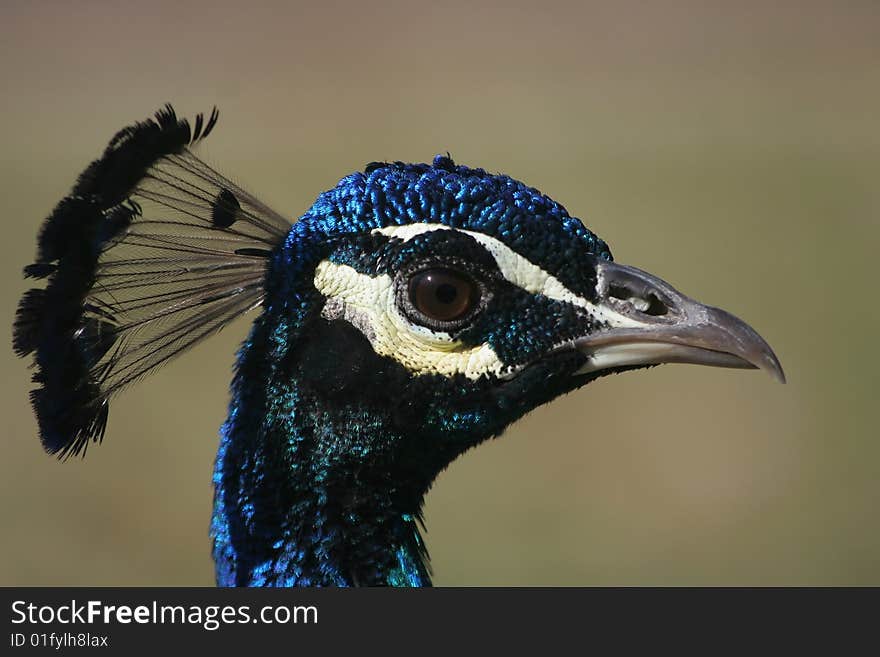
xmin=1 ymin=0 xmax=878 ymax=585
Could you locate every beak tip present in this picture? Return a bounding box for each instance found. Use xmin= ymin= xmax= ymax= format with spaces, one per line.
xmin=755 ymin=339 xmax=786 ymax=384
xmin=767 ymin=359 xmax=787 ymax=385
xmin=752 ymin=347 xmax=785 ymax=384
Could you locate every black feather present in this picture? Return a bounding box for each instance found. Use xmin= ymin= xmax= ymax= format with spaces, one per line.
xmin=12 ymin=289 xmax=46 ymax=357
xmin=233 ymin=248 xmax=273 ymax=258
xmin=23 ymin=263 xmax=57 ymax=279
xmin=211 ymin=189 xmax=241 ymax=228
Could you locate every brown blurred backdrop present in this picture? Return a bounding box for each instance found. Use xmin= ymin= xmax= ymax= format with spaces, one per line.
xmin=1 ymin=0 xmax=878 ymax=585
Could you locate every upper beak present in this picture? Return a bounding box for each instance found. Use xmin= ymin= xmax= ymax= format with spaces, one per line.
xmin=573 ymin=260 xmax=785 ymax=383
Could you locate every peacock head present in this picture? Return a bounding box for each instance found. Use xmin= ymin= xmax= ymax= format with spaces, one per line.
xmin=16 ymin=107 xmax=786 ymax=585
xmin=265 ymin=155 xmax=784 ymax=472
xmin=14 ymin=103 xmax=791 ymax=586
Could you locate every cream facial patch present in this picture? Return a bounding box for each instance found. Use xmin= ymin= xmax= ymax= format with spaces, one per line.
xmin=314 ymin=260 xmax=507 ymax=380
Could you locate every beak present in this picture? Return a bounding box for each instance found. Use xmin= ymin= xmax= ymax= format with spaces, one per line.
xmin=573 ymin=260 xmax=785 ymax=383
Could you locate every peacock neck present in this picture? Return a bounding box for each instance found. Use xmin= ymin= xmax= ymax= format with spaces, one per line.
xmin=211 ymin=402 xmax=432 ymax=586
xmin=210 ymin=314 xmax=433 ymax=587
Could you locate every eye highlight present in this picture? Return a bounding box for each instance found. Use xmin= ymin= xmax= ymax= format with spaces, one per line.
xmin=408 ymin=268 xmax=479 ymax=324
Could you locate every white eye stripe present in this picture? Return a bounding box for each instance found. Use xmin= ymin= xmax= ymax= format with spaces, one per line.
xmin=314 ymin=260 xmax=507 ymax=380
xmin=372 ymin=224 xmax=644 ymax=329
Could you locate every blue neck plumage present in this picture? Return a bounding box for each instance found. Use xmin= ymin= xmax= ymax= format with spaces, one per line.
xmin=210 ymin=314 xmax=433 ymax=587
xmin=210 ymin=222 xmax=433 ymax=587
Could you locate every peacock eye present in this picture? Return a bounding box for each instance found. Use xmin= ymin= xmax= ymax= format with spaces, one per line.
xmin=408 ymin=268 xmax=479 ymax=324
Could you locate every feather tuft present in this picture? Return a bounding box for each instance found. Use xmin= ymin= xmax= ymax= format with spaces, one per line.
xmin=13 ymin=105 xmax=290 ymax=458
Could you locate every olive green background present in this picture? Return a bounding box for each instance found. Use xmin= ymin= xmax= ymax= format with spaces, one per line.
xmin=1 ymin=1 xmax=877 ymax=585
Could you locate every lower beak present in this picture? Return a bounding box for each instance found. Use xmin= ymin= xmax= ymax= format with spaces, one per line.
xmin=573 ymin=260 xmax=785 ymax=383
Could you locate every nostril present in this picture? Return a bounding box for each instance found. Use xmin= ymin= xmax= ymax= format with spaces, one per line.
xmin=608 ymin=284 xmax=668 ymax=316
xmin=642 ymin=292 xmax=668 ymax=316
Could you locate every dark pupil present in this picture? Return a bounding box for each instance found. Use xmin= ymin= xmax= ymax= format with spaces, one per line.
xmin=435 ymin=283 xmax=458 ymax=304
xmin=409 ymin=269 xmax=477 ymax=323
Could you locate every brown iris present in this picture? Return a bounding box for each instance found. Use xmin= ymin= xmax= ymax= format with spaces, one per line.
xmin=408 ymin=268 xmax=478 ymax=323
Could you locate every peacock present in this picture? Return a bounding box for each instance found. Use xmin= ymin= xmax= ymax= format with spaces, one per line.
xmin=13 ymin=106 xmax=784 ymax=586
